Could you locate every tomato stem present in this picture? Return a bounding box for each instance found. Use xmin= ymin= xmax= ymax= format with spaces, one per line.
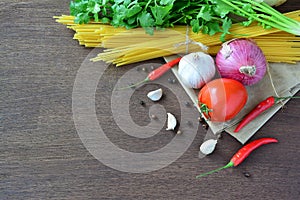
xmin=199 ymin=103 xmax=212 ymax=119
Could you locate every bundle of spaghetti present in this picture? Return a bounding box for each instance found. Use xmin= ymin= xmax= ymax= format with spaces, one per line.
xmin=54 ymin=10 xmax=300 ymax=66
xmin=94 ymin=27 xmax=300 ymax=65
xmin=97 ymin=32 xmax=300 ymax=65
xmin=208 ymin=32 xmax=300 ymax=63
xmin=54 ymin=15 xmax=125 ymax=47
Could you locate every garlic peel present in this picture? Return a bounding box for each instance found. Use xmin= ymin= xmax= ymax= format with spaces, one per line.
xmin=199 ymin=139 xmax=218 ymax=155
xmin=147 ymin=88 xmax=163 ymax=101
xmin=166 ymin=113 xmax=177 ymax=131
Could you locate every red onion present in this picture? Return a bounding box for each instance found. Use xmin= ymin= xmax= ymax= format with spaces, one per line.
xmin=215 ymin=39 xmax=267 ymax=86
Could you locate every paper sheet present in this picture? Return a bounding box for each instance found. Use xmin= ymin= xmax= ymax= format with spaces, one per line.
xmin=164 ymin=55 xmax=300 ymax=144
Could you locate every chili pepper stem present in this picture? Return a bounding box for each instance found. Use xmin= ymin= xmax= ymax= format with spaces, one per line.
xmin=196 ymin=161 xmax=234 ymax=179
xmin=116 ymin=77 xmax=150 ymax=90
xmin=274 ymin=96 xmax=300 ymax=103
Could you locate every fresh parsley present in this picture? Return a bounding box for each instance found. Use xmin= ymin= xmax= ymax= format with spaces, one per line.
xmin=70 ymin=0 xmax=300 ymax=40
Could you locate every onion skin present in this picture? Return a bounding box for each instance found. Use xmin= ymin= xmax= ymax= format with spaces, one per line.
xmin=216 ymin=39 xmax=267 ymax=86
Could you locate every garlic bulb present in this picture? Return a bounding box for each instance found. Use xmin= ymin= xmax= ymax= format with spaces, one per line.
xmin=147 ymin=88 xmax=163 ymax=101
xmin=178 ymin=52 xmax=216 ymax=89
xmin=199 ymin=139 xmax=218 ymax=155
xmin=166 ymin=113 xmax=177 ymax=131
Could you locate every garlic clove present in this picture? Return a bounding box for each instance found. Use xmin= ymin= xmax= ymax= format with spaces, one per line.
xmin=147 ymin=88 xmax=163 ymax=101
xmin=199 ymin=139 xmax=218 ymax=155
xmin=166 ymin=112 xmax=177 ymax=131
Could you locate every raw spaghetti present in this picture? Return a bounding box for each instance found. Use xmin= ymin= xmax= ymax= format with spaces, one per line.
xmin=54 ymin=10 xmax=300 ymax=66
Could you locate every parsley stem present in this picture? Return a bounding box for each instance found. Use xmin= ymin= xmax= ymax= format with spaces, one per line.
xmin=144 ymin=0 xmax=152 ymax=10
xmin=171 ymin=16 xmax=186 ymax=25
xmin=246 ymin=0 xmax=299 ymax=27
xmin=243 ymin=1 xmax=299 ymax=26
xmin=219 ymin=0 xmax=300 ymax=35
xmin=256 ymin=14 xmax=293 ymax=29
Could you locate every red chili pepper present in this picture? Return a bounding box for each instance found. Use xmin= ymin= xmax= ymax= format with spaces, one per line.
xmin=196 ymin=137 xmax=278 ymax=178
xmin=234 ymin=96 xmax=300 ymax=133
xmin=119 ymin=57 xmax=181 ymax=90
xmin=147 ymin=57 xmax=182 ymax=81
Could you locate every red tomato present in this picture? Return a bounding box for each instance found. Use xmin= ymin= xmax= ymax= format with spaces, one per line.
xmin=198 ymin=78 xmax=248 ymax=122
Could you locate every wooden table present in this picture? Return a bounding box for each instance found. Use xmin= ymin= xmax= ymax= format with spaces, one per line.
xmin=1 ymin=1 xmax=299 ymax=199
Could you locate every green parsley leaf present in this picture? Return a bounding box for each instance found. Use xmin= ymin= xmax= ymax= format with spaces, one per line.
xmin=137 ymin=11 xmax=155 ymax=34
xmin=150 ymin=4 xmax=173 ymax=26
xmin=207 ymin=21 xmax=221 ymax=35
xmin=191 ymin=19 xmax=201 ymax=33
xmin=197 ymin=5 xmax=212 ymax=21
xmin=160 ymin=0 xmax=175 ymax=5
xmin=126 ymin=5 xmax=142 ymax=18
xmin=220 ymin=17 xmax=232 ymax=41
xmin=211 ymin=0 xmax=234 ymax=18
xmin=70 ymin=0 xmax=300 ymax=39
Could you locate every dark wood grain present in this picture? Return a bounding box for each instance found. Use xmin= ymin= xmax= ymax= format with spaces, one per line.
xmin=1 ymin=1 xmax=299 ymax=199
